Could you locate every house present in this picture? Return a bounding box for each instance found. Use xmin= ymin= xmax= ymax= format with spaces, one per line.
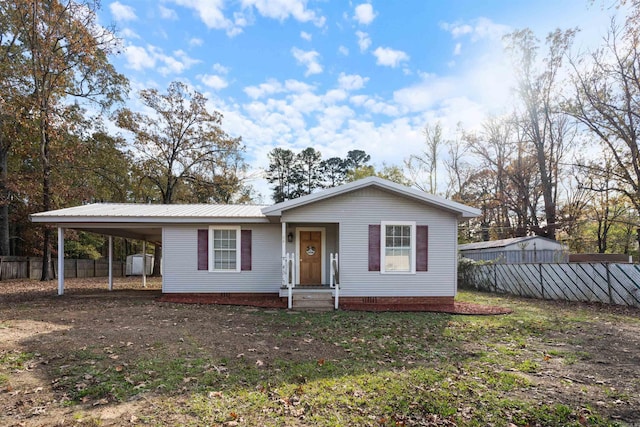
xmin=459 ymin=236 xmax=568 ymax=264
xmin=30 ymin=177 xmax=480 ymax=310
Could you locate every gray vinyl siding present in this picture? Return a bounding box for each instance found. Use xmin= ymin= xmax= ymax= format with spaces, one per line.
xmin=162 ymin=224 xmax=282 ymax=293
xmin=282 ymin=187 xmax=459 ymax=297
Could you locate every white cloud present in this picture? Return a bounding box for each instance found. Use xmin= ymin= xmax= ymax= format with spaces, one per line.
xmin=372 ymin=47 xmax=409 ymax=67
xmin=240 ymin=0 xmax=325 ymax=27
xmin=453 ymin=43 xmax=462 ymax=55
xmin=189 ymin=37 xmax=204 ymax=47
xmin=356 ymin=31 xmax=371 ymax=52
xmin=350 ymin=95 xmax=400 ymax=116
xmin=338 ymin=73 xmax=369 ymax=91
xmin=300 ymin=31 xmax=312 ymax=41
xmin=123 ymin=45 xmax=200 ymax=75
xmin=284 ymin=79 xmax=315 ymax=93
xmin=212 ymin=63 xmax=229 ymax=74
xmin=169 ymin=0 xmax=244 ymax=36
xmin=110 ymin=1 xmax=137 ymax=21
xmin=120 ymin=27 xmax=140 ymax=39
xmin=324 ymin=89 xmax=347 ymax=103
xmin=291 ymin=47 xmax=323 ymax=76
xmin=440 ymin=17 xmax=510 ymax=42
xmin=244 ymin=79 xmax=285 ymax=99
xmin=123 ymin=45 xmax=155 ymax=70
xmin=353 ymin=3 xmax=376 ymax=25
xmin=159 ymin=5 xmax=178 ymax=20
xmin=338 ymin=45 xmax=349 ymax=56
xmin=200 ymin=74 xmax=228 ymax=90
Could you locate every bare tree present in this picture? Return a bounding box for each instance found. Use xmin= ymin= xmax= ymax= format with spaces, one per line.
xmin=566 ymin=19 xmax=640 ymax=215
xmin=505 ymin=28 xmax=577 ymax=239
xmin=406 ymin=122 xmax=444 ymax=194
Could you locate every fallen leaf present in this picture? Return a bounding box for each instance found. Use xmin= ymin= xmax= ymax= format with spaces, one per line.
xmin=317 ymin=358 xmax=325 ymax=367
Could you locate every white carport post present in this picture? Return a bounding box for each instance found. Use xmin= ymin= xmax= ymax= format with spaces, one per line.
xmin=108 ymin=236 xmax=113 ymax=291
xmin=282 ymin=222 xmax=292 ymax=309
xmin=57 ymin=227 xmax=64 ymax=296
xmin=142 ymin=240 xmax=147 ymax=288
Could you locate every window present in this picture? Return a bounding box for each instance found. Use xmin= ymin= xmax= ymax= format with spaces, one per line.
xmin=209 ymin=226 xmax=241 ymax=272
xmin=381 ymin=221 xmax=416 ymax=273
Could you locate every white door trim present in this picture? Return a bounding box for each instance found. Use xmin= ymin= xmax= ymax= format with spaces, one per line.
xmin=295 ymin=227 xmax=326 ymax=285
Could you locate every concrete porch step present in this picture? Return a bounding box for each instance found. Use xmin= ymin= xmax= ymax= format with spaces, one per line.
xmin=291 ymin=291 xmax=334 ymax=311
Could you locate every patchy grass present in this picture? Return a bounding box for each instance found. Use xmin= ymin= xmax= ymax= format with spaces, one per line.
xmin=0 ymin=281 xmax=638 ymax=426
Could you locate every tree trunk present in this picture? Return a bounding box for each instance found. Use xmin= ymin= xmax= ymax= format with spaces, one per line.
xmin=40 ymin=121 xmax=52 ymax=281
xmin=152 ymin=245 xmax=162 ymax=276
xmin=0 ymin=147 xmax=10 ymax=256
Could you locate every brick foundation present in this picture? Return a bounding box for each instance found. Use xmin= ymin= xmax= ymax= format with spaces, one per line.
xmin=158 ymin=293 xmax=287 ymax=308
xmin=338 ymin=296 xmax=455 ymax=312
xmin=156 ymin=294 xmax=511 ymax=314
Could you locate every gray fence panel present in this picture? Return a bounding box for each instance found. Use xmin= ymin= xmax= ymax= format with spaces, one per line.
xmin=0 ymin=257 xmax=126 ymax=281
xmin=468 ymin=262 xmax=640 ymax=308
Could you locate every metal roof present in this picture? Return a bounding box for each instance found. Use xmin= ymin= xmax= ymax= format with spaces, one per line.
xmin=459 ymin=236 xmax=562 ymax=251
xmin=30 ymin=203 xmax=269 ymax=223
xmin=262 ymin=176 xmax=481 ymax=218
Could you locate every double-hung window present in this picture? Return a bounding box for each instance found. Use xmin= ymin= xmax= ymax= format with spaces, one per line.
xmin=209 ymin=226 xmax=241 ymax=272
xmin=381 ymin=221 xmax=416 ymax=274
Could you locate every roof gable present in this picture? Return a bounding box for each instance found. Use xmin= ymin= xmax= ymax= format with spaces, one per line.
xmin=261 ymin=176 xmax=480 ymax=218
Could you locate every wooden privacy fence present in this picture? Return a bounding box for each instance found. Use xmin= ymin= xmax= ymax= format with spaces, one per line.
xmin=465 ymin=262 xmax=640 ymax=308
xmin=0 ymin=256 xmax=126 ymax=281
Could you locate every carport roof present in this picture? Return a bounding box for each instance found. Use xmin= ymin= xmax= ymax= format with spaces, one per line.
xmin=30 ymin=203 xmax=270 ymax=244
xmin=30 ymin=203 xmax=269 ymax=222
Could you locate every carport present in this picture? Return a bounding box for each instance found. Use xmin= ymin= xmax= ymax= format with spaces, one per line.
xmin=30 ymin=204 xmax=164 ymax=295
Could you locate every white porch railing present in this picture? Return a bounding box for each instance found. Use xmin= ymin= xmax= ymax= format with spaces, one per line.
xmin=330 ymin=253 xmax=339 ymax=309
xmin=283 ymin=253 xmax=296 ymax=309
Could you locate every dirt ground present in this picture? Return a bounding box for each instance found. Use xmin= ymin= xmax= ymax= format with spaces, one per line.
xmin=1 ymin=277 xmax=639 ymax=426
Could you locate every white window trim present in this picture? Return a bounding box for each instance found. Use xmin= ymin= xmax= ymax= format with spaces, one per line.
xmin=209 ymin=225 xmax=241 ymax=273
xmin=380 ymin=221 xmax=416 ymax=274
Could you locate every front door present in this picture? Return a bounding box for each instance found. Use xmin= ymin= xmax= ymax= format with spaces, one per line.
xmin=299 ymin=230 xmax=322 ymax=285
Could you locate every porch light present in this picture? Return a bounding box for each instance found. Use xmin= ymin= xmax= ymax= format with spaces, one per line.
xmin=287 ymin=232 xmax=294 ymax=242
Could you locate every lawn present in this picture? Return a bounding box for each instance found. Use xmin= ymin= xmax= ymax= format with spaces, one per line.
xmin=1 ymin=278 xmax=639 ymax=426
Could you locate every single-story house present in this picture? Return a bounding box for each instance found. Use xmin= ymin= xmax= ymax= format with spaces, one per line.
xmin=459 ymin=236 xmax=568 ymax=264
xmin=30 ymin=177 xmax=480 ymax=310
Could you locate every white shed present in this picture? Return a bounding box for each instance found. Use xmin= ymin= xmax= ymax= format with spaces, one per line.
xmin=125 ymin=253 xmax=154 ymax=276
xmin=459 ymin=236 xmax=568 ymax=264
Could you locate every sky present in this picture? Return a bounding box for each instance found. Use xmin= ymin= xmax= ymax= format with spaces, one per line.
xmin=99 ymin=0 xmax=623 ymax=202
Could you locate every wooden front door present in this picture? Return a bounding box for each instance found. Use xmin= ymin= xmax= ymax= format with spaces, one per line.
xmin=299 ymin=231 xmax=322 ymax=285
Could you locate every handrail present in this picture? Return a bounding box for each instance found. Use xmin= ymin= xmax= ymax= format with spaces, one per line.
xmin=330 ymin=253 xmax=339 ymax=309
xmin=283 ymin=253 xmax=295 ymax=309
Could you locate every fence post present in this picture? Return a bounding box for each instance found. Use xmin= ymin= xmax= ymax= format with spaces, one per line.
xmin=539 ymin=263 xmax=544 ymax=299
xmin=606 ymin=263 xmax=613 ymax=304
xmin=493 ymin=264 xmax=497 ymax=292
